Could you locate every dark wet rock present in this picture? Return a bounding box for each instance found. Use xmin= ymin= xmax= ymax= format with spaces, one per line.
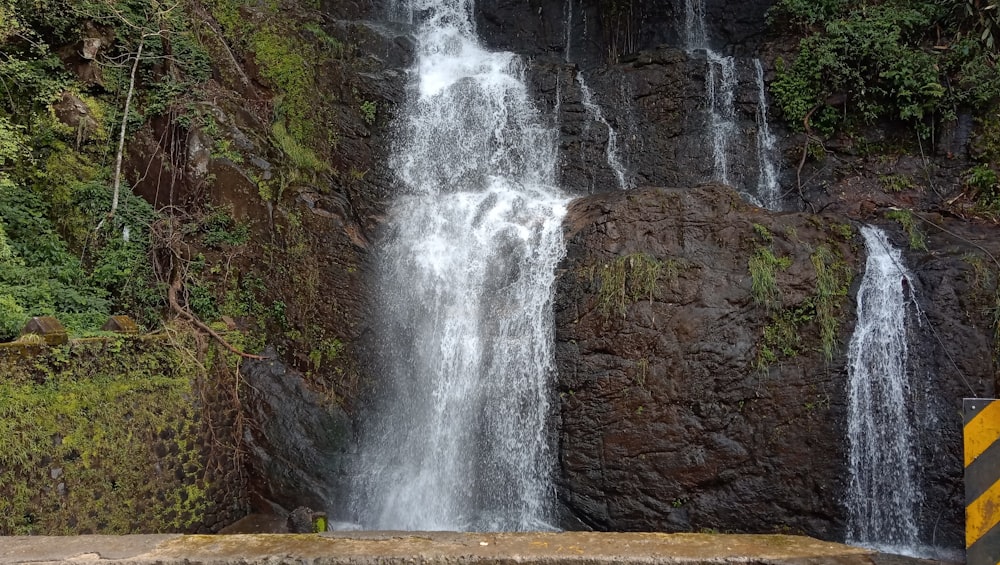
xmin=241 ymin=349 xmax=353 ymax=518
xmin=287 ymin=506 xmax=319 ymax=533
xmin=476 ymin=0 xmax=773 ymax=68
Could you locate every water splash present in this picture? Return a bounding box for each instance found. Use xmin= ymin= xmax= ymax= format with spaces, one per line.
xmin=846 ymin=225 xmax=921 ymax=554
xmin=350 ymin=0 xmax=568 ymax=531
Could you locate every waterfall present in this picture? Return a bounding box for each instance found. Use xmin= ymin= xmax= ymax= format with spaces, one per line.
xmin=576 ymin=72 xmax=630 ymax=190
xmin=845 ymin=225 xmax=921 ymax=554
xmin=564 ymin=0 xmax=573 ymax=62
xmin=706 ymin=53 xmax=737 ymax=186
xmin=565 ymin=0 xmax=630 ymax=191
xmin=684 ymin=0 xmax=736 ymax=187
xmin=350 ymin=0 xmax=568 ymax=531
xmin=685 ymin=0 xmax=782 ymax=209
xmin=754 ymin=59 xmax=780 ymax=210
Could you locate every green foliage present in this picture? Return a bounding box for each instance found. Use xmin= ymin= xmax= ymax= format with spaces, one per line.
xmin=749 ymin=247 xmax=792 ymax=309
xmin=811 ymin=244 xmax=853 ymax=360
xmin=966 ymin=163 xmax=1000 ymax=209
xmin=198 ymin=207 xmax=250 ymax=248
xmin=0 ymin=294 xmax=25 ymax=340
xmin=593 ymin=253 xmax=674 ymax=318
xmin=252 ymin=30 xmax=316 ymax=142
xmin=769 ymin=0 xmax=848 ymax=27
xmin=303 ymin=21 xmax=344 ymax=57
xmin=770 ymin=0 xmax=999 ymax=137
xmin=963 ymin=252 xmax=1000 ymax=355
xmin=752 ymin=233 xmax=854 ymax=373
xmin=950 ymin=0 xmax=1000 ymax=53
xmin=879 ymin=173 xmax=917 ymax=193
xmin=272 ymin=121 xmax=328 ymax=174
xmin=360 ymin=100 xmax=377 ymax=126
xmin=756 ymin=302 xmax=814 ymax=373
xmin=885 ymin=209 xmax=927 ymax=250
xmin=753 ymin=223 xmax=774 ymax=243
xmin=309 ymin=338 xmax=344 ymax=372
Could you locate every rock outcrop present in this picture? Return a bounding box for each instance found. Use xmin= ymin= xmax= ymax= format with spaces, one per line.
xmin=553 ymin=185 xmax=996 ymax=553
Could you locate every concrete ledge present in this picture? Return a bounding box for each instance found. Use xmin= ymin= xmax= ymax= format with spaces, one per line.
xmin=0 ymin=532 xmax=892 ymax=565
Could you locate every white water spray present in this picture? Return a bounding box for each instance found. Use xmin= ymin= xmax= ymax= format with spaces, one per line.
xmin=846 ymin=225 xmax=921 ymax=554
xmin=350 ymin=0 xmax=568 ymax=532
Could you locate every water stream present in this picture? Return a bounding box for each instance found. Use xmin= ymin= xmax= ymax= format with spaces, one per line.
xmin=684 ymin=0 xmax=780 ymax=209
xmin=565 ymin=0 xmax=630 ymax=191
xmin=684 ymin=0 xmax=736 ymax=187
xmin=753 ymin=59 xmax=780 ymax=210
xmin=576 ymin=72 xmax=630 ymax=190
xmin=350 ymin=0 xmax=568 ymax=531
xmin=845 ymin=225 xmax=921 ymax=553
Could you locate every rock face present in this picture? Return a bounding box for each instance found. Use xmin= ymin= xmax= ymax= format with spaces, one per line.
xmin=554 ymin=185 xmax=859 ymax=537
xmin=552 ymin=185 xmax=996 ymax=553
xmin=476 ymin=0 xmax=773 ymax=66
xmin=242 ymin=349 xmax=353 ymax=517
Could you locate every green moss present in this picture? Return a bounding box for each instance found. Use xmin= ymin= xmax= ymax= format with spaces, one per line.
xmin=272 ymin=121 xmax=328 ymax=173
xmin=252 ymin=31 xmax=316 ymax=143
xmin=0 ymin=332 xmax=222 ymax=534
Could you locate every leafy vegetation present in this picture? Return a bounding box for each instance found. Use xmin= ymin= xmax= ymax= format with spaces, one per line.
xmin=752 ymin=225 xmax=854 ymax=373
xmin=769 ymin=0 xmax=1000 ymax=138
xmin=885 ymin=208 xmax=928 ymax=249
xmin=749 ymin=247 xmax=793 ymax=309
xmin=0 ymin=0 xmax=231 ymax=337
xmin=592 ymin=252 xmax=676 ymax=319
xmin=811 ymin=244 xmax=853 ymax=360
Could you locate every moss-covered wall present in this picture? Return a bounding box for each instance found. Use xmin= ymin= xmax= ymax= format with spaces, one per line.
xmin=0 ymin=328 xmax=248 ymax=534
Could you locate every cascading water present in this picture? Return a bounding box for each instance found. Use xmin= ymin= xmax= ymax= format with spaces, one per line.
xmin=684 ymin=0 xmax=736 ymax=187
xmin=753 ymin=59 xmax=780 ymax=210
xmin=349 ymin=0 xmax=568 ymax=531
xmin=565 ymin=0 xmax=630 ymax=191
xmin=706 ymin=54 xmax=737 ymax=186
xmin=845 ymin=225 xmax=921 ymax=554
xmin=685 ymin=0 xmax=781 ymax=209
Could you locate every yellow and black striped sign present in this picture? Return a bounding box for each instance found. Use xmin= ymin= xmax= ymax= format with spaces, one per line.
xmin=965 ymin=398 xmax=1000 ymax=565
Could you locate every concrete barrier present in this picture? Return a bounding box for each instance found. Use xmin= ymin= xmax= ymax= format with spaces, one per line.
xmin=0 ymin=532 xmax=936 ymax=565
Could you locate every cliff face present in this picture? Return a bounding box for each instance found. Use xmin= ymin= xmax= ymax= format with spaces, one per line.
xmin=7 ymin=0 xmax=997 ymax=543
xmin=551 ymin=185 xmax=996 ymax=551
xmin=242 ymin=0 xmax=997 ymax=549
